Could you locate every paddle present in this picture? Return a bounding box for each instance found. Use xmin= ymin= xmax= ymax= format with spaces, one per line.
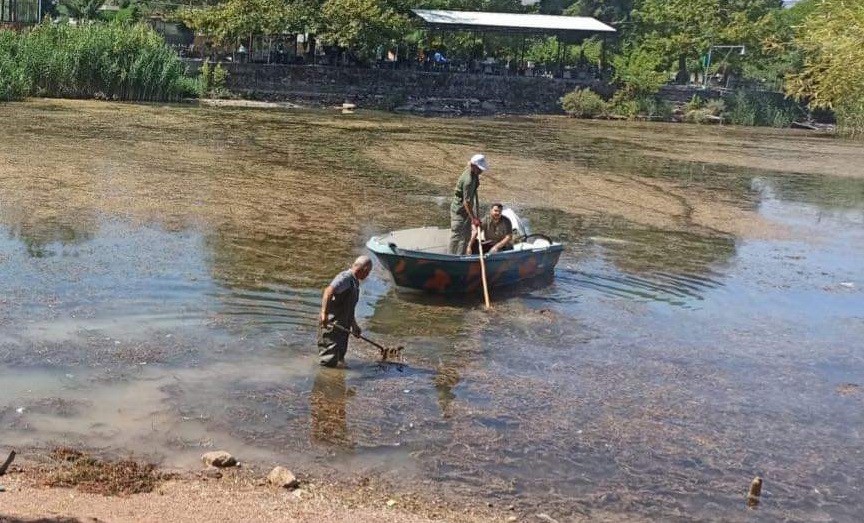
xmin=477 ymin=229 xmax=492 ymax=309
xmin=328 ymin=322 xmax=404 ymax=361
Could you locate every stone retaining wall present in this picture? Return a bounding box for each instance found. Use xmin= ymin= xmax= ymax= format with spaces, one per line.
xmin=185 ymin=61 xmax=612 ymax=115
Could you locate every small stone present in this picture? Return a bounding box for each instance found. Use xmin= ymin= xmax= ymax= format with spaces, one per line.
xmin=202 ymin=469 xmax=223 ymax=479
xmin=0 ymin=485 xmax=6 ymax=493
xmin=292 ymin=488 xmax=306 ymax=498
xmin=202 ymin=451 xmax=237 ymax=468
xmin=386 ymin=499 xmax=397 ymax=507
xmin=267 ymin=466 xmax=299 ymax=489
xmin=507 ymin=517 xmax=517 ymax=522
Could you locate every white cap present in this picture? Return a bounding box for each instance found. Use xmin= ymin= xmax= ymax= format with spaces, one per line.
xmin=470 ymin=154 xmax=488 ymax=171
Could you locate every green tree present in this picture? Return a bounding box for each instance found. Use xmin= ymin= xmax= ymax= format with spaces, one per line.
xmin=630 ymin=0 xmax=783 ymax=83
xmin=180 ymin=0 xmax=310 ymax=45
xmin=564 ymin=0 xmax=633 ymax=24
xmin=56 ymin=0 xmax=106 ymax=21
xmin=318 ymin=0 xmax=408 ymax=60
xmin=786 ymin=0 xmax=864 ymax=136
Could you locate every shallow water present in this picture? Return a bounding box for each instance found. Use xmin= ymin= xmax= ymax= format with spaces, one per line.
xmin=1 ymin=100 xmax=863 ymax=520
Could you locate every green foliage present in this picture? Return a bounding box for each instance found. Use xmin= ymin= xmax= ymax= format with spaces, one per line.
xmin=180 ymin=0 xmax=310 ymax=46
xmin=56 ymin=0 xmax=106 ymax=21
xmin=609 ymin=91 xmax=639 ymax=119
xmin=196 ymin=60 xmax=229 ymax=98
xmin=704 ymin=98 xmax=724 ymax=115
xmin=0 ymin=31 xmax=32 ymax=101
xmin=560 ymin=88 xmax=607 ymax=118
xmin=212 ymin=63 xmax=228 ymax=91
xmin=684 ymin=98 xmax=724 ymax=124
xmin=198 ymin=60 xmax=212 ymax=97
xmin=612 ymin=47 xmax=667 ymax=96
xmin=726 ymin=90 xmax=801 ymax=128
xmin=564 ymin=0 xmax=633 ymax=24
xmin=607 ymin=91 xmax=671 ymax=120
xmin=630 ymin=0 xmax=786 ymax=84
xmin=786 ymin=0 xmax=864 ymax=137
xmin=685 ymin=94 xmax=704 ymax=111
xmin=1 ymin=22 xmax=193 ymax=102
xmin=318 ymin=0 xmax=408 ymax=60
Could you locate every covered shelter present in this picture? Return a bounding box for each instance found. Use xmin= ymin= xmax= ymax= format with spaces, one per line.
xmin=411 ymin=9 xmax=615 ymax=77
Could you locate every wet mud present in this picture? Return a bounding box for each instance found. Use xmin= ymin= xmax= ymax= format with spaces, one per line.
xmin=1 ymin=99 xmax=863 ymax=520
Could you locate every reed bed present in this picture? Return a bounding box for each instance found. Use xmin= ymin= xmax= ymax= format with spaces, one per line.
xmin=0 ymin=23 xmax=195 ymax=102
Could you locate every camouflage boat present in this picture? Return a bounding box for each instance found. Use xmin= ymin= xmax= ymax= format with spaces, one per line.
xmin=366 ymin=211 xmax=563 ymax=294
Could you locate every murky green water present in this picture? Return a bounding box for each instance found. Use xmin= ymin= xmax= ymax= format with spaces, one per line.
xmin=1 ymin=100 xmax=863 ymax=520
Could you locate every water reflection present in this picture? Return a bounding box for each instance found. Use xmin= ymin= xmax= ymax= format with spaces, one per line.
xmin=310 ymin=367 xmax=352 ymax=447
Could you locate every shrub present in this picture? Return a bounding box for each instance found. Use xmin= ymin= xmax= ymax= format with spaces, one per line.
xmin=684 ymin=109 xmax=715 ymax=124
xmin=638 ymin=96 xmax=673 ymax=120
xmin=212 ymin=63 xmax=227 ymax=92
xmin=8 ymin=22 xmax=194 ymax=101
xmin=704 ymin=98 xmax=726 ymax=116
xmin=685 ymin=94 xmax=704 ymax=111
xmin=560 ymin=88 xmax=607 ymax=118
xmin=198 ymin=60 xmax=212 ymax=97
xmin=609 ymin=91 xmax=639 ymax=119
xmin=725 ymin=90 xmax=802 ymax=128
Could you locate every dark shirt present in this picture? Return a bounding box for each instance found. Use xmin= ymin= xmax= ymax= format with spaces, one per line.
xmin=326 ymin=270 xmax=359 ymax=327
xmin=481 ymin=215 xmax=513 ymax=246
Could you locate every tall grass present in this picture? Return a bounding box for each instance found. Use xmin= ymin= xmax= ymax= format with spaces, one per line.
xmin=0 ymin=22 xmax=196 ymax=102
xmin=725 ymin=90 xmax=803 ymax=128
xmin=835 ymin=99 xmax=864 ymax=139
xmin=0 ymin=31 xmax=31 ymax=100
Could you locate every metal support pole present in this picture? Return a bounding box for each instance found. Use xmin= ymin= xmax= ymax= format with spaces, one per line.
xmin=556 ymin=36 xmax=563 ymax=77
xmin=704 ymin=46 xmax=713 ymax=89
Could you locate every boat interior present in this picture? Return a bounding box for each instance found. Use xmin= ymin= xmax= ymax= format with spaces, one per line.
xmin=373 ymin=227 xmax=554 ymax=255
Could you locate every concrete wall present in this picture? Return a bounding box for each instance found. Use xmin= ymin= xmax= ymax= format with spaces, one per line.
xmin=185 ymin=61 xmax=613 ymax=115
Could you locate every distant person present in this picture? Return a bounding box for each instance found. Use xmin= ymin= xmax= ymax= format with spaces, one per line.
xmin=317 ymin=256 xmax=372 ymax=367
xmin=449 ymin=154 xmax=488 ymax=255
xmin=467 ymin=203 xmax=513 ymax=255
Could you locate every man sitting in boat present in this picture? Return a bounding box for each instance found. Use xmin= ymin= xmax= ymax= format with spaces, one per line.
xmin=467 ymin=203 xmax=513 ymax=255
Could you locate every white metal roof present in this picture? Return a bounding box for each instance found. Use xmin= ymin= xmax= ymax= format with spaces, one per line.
xmin=412 ymin=9 xmax=616 ymax=34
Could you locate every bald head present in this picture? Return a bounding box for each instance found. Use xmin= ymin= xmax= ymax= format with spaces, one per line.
xmin=351 ymin=255 xmax=372 ymax=280
xmin=352 ymin=255 xmax=372 ymax=269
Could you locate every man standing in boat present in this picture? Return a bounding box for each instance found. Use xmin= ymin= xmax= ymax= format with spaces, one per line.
xmin=317 ymin=256 xmax=372 ymax=367
xmin=449 ymin=154 xmax=488 ymax=255
xmin=467 ymin=203 xmax=513 ymax=255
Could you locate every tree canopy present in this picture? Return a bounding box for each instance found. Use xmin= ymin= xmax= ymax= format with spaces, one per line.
xmin=785 ymin=0 xmax=864 ymax=135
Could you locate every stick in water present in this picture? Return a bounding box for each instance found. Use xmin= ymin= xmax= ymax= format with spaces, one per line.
xmin=0 ymin=450 xmax=16 ymax=476
xmin=477 ymin=229 xmax=491 ymax=309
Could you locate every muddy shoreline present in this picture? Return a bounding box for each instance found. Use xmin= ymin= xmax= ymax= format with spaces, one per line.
xmin=0 ymin=447 xmax=505 ymax=522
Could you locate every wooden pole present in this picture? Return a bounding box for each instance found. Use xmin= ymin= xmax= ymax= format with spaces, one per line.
xmin=477 ymin=230 xmax=491 ymax=309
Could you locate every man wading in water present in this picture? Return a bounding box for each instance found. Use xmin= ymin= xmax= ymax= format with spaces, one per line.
xmin=449 ymin=154 xmax=488 ymax=255
xmin=317 ymin=256 xmax=372 ymax=367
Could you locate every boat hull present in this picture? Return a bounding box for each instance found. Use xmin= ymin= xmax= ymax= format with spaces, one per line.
xmin=366 ymin=232 xmax=564 ymax=294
